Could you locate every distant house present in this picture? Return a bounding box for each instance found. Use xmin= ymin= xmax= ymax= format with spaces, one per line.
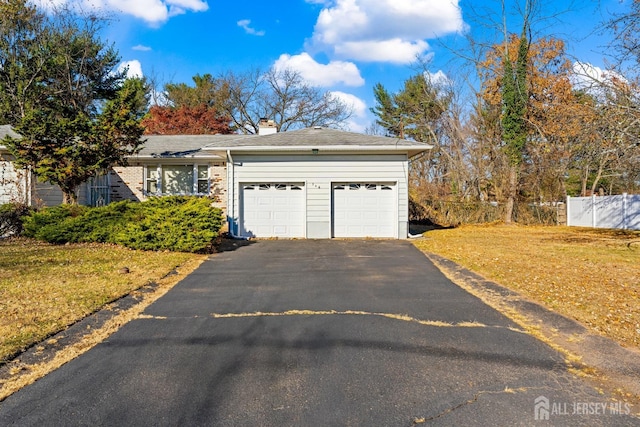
xmin=0 ymin=126 xmax=244 ymax=208
xmin=0 ymin=121 xmax=431 ymax=239
xmin=1 ymin=125 xmax=72 ymax=206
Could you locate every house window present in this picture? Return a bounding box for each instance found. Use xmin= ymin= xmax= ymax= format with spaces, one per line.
xmin=197 ymin=165 xmax=209 ymax=194
xmin=145 ymin=164 xmax=209 ymax=196
xmin=146 ymin=167 xmax=158 ymax=195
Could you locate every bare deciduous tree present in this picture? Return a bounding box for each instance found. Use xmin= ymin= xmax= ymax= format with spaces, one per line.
xmin=221 ymin=67 xmax=353 ymax=134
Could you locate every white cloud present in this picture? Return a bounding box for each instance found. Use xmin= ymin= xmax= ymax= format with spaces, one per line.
xmin=32 ymin=0 xmax=67 ymax=9
xmin=118 ymin=60 xmax=143 ymax=79
xmin=425 ymin=70 xmax=450 ymax=86
xmin=132 ymin=44 xmax=152 ymax=52
xmin=571 ymin=62 xmax=621 ymax=88
xmin=335 ymin=39 xmax=429 ymax=64
xmin=34 ymin=0 xmax=208 ymax=25
xmin=308 ymin=0 xmax=464 ymax=63
xmin=273 ymin=53 xmax=365 ymax=87
xmin=571 ymin=61 xmax=628 ymax=100
xmin=330 ymin=91 xmax=368 ymax=132
xmin=237 ymin=19 xmax=265 ymax=36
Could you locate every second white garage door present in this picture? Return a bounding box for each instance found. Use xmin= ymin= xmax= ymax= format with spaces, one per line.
xmin=332 ymin=182 xmax=396 ymax=238
xmin=240 ymin=183 xmax=305 ymax=238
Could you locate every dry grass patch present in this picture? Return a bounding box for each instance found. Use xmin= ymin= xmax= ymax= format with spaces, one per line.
xmin=0 ymin=238 xmax=205 ymax=362
xmin=413 ymin=224 xmax=640 ymax=349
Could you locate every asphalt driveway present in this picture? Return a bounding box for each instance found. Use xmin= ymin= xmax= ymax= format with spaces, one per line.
xmin=0 ymin=240 xmax=637 ymax=426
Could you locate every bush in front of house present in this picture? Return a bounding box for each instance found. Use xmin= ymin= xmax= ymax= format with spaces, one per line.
xmin=112 ymin=197 xmax=224 ymax=253
xmin=22 ymin=204 xmax=88 ymax=242
xmin=23 ymin=201 xmax=136 ymax=244
xmin=0 ymin=202 xmax=34 ymax=237
xmin=22 ymin=196 xmax=224 ymax=253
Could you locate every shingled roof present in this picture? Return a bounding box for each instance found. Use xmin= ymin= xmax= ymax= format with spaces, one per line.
xmin=2 ymin=126 xmax=432 ymax=158
xmin=0 ymin=125 xmax=22 ymax=150
xmin=202 ymin=127 xmax=431 ymax=156
xmin=134 ymin=134 xmax=252 ymax=158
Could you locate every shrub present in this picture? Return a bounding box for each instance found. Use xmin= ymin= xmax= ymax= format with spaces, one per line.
xmin=22 ymin=204 xmax=88 ymax=240
xmin=410 ymin=196 xmax=560 ymax=227
xmin=23 ymin=196 xmax=224 ymax=253
xmin=0 ymin=203 xmax=34 ymax=237
xmin=113 ymin=197 xmax=224 ymax=253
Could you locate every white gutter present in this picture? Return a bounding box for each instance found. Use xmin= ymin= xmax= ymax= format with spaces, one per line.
xmin=25 ymin=166 xmax=32 ymax=206
xmin=225 ymin=150 xmax=248 ymax=240
xmin=129 ymin=154 xmax=226 ymax=160
xmin=203 ymin=145 xmax=432 ymax=152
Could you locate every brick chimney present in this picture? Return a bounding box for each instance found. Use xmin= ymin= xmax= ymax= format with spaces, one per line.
xmin=258 ymin=118 xmax=277 ymax=135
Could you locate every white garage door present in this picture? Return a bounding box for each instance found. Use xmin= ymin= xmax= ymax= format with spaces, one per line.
xmin=333 ymin=182 xmax=396 ymax=238
xmin=240 ymin=183 xmax=305 ymax=238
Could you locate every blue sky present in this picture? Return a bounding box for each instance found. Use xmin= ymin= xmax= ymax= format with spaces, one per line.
xmin=36 ymin=0 xmax=631 ymax=131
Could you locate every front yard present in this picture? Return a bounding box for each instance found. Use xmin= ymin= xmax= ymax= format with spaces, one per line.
xmin=0 ymin=238 xmax=205 ymax=363
xmin=2 ymin=224 xmax=638 ymax=367
xmin=413 ymin=224 xmax=640 ymax=349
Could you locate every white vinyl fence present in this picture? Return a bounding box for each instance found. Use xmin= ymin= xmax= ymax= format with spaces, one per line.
xmin=567 ymin=194 xmax=640 ymax=230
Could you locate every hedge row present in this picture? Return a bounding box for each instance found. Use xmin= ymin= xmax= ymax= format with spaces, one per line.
xmin=21 ymin=196 xmax=224 ymax=253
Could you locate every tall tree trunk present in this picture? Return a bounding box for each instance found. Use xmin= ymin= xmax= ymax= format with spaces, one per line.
xmin=590 ymin=162 xmax=605 ymax=196
xmin=61 ymin=188 xmax=78 ymax=205
xmin=580 ymin=166 xmax=589 ymax=196
xmin=504 ymin=164 xmax=518 ymax=224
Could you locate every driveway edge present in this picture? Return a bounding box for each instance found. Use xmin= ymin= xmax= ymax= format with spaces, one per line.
xmin=0 ymin=256 xmax=206 ymax=402
xmin=423 ymin=251 xmax=640 ymax=405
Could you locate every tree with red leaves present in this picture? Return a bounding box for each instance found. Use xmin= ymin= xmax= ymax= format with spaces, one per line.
xmin=142 ymin=74 xmax=233 ymax=135
xmin=142 ymin=104 xmax=232 ymax=135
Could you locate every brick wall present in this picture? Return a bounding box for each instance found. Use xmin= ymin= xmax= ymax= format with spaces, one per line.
xmin=209 ymin=161 xmax=227 ymax=210
xmin=110 ymin=166 xmax=144 ymax=202
xmin=110 ymin=162 xmax=227 ymax=212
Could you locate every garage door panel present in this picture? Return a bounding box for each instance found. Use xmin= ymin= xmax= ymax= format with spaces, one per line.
xmin=347 ymin=211 xmax=363 ymax=220
xmin=257 ymin=211 xmax=272 ymax=220
xmin=380 ymin=210 xmax=395 ymax=220
xmin=241 ymin=183 xmax=305 ymax=238
xmin=333 ymin=182 xmax=396 ymax=238
xmin=363 ymin=211 xmax=379 ymax=220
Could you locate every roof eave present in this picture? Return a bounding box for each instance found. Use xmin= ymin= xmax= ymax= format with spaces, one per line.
xmin=128 ymin=153 xmax=225 ymax=160
xmin=204 ymin=144 xmax=432 ymax=153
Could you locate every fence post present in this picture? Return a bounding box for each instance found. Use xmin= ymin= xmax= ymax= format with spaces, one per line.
xmin=623 ymin=193 xmax=628 ymax=230
xmin=592 ymin=195 xmax=597 ymax=228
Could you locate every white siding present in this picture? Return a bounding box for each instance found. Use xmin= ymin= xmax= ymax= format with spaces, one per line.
xmin=31 ymin=180 xmax=93 ymax=206
xmin=228 ymin=154 xmax=409 ymax=239
xmin=0 ymin=158 xmax=75 ymax=206
xmin=33 ymin=181 xmax=64 ymax=206
xmin=0 ymin=159 xmax=26 ymax=204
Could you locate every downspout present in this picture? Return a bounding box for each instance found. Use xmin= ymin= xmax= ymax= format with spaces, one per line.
xmin=25 ymin=166 xmax=32 ymax=207
xmin=226 ymin=150 xmax=248 ymax=240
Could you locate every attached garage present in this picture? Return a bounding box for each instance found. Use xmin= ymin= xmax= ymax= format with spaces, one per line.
xmin=240 ymin=182 xmax=305 ymax=238
xmin=204 ymin=127 xmax=430 ymax=240
xmin=332 ymin=182 xmax=396 ymax=238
